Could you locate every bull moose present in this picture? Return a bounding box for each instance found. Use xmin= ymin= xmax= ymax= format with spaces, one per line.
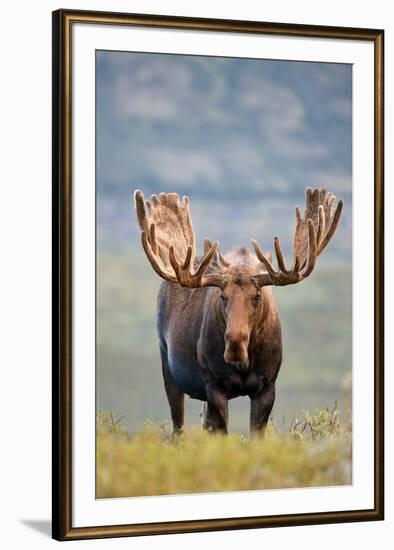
xmin=134 ymin=188 xmax=343 ymax=436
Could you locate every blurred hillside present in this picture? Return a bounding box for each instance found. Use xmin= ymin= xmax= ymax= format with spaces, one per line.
xmin=96 ymin=51 xmax=352 ymax=433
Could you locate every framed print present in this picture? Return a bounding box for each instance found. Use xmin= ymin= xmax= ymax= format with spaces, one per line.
xmin=52 ymin=9 xmax=384 ymax=541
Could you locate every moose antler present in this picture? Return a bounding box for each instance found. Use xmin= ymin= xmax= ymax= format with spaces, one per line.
xmin=252 ymin=187 xmax=343 ymax=287
xmin=134 ymin=191 xmax=226 ymax=288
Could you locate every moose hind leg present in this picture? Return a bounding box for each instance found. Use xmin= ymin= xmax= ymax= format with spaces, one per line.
xmin=250 ymin=381 xmax=276 ymax=437
xmin=160 ymin=347 xmax=184 ymax=436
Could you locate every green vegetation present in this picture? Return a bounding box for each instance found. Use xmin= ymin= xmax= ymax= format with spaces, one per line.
xmin=96 ymin=406 xmax=352 ymax=499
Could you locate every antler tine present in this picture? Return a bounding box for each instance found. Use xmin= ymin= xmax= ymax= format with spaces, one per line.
xmin=141 ymin=230 xmax=176 ymax=282
xmin=149 ymin=223 xmax=157 ymax=254
xmin=316 ymin=205 xmax=325 ymax=248
xmin=301 ymin=219 xmax=318 ymax=279
xmin=182 ymin=245 xmax=193 ymax=270
xmin=317 ymin=199 xmax=343 ymax=255
xmin=135 ymin=190 xmax=149 ymax=232
xmin=274 ymin=237 xmax=288 ymax=273
xmin=251 ymin=239 xmax=277 ymax=279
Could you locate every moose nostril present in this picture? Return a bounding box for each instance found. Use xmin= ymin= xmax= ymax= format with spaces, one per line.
xmin=229 ymin=340 xmax=238 ymax=352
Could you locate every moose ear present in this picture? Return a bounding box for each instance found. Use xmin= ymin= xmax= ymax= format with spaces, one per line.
xmin=203 ymin=239 xmax=230 ymax=268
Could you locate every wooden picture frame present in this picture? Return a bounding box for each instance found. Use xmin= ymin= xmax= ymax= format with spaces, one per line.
xmin=52 ymin=8 xmax=384 ymax=541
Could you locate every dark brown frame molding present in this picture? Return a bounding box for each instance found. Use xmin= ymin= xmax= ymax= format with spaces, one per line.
xmin=52 ymin=9 xmax=384 ymax=541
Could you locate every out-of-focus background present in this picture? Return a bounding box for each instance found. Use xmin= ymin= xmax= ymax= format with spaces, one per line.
xmin=96 ymin=51 xmax=352 ymax=434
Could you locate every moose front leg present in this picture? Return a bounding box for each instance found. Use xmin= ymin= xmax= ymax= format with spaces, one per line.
xmin=160 ymin=346 xmax=184 ymax=437
xmin=250 ymin=381 xmax=276 ymax=437
xmin=204 ymin=385 xmax=229 ymax=434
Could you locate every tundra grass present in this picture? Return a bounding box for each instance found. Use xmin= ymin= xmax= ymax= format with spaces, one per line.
xmin=96 ymin=407 xmax=352 ymax=498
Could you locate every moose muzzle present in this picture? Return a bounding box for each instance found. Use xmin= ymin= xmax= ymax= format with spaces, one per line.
xmin=224 ymin=332 xmax=250 ymax=370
